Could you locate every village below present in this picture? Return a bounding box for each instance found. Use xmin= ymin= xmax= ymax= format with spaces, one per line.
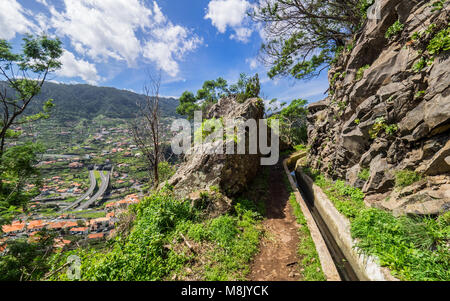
xmin=1 ymin=112 xmax=177 ymax=254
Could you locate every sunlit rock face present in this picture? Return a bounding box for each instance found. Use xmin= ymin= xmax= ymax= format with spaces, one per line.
xmin=165 ymin=96 xmax=265 ymax=199
xmin=306 ymin=1 xmax=450 ymax=215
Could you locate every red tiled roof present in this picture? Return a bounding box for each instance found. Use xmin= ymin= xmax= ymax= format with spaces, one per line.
xmin=48 ymin=221 xmax=78 ymax=229
xmin=70 ymin=227 xmax=88 ymax=232
xmin=27 ymin=220 xmax=47 ymax=230
xmin=88 ymin=233 xmax=104 ymax=239
xmin=2 ymin=222 xmax=26 ymax=233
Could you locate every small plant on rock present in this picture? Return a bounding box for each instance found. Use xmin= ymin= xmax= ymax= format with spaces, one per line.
xmin=395 ymin=170 xmax=422 ymax=188
xmin=356 ymin=64 xmax=370 ymax=81
xmin=358 ymin=168 xmax=370 ymax=181
xmin=385 ymin=20 xmax=404 ymax=39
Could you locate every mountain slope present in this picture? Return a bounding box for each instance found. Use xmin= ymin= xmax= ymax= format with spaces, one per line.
xmin=6 ymin=82 xmax=180 ymax=121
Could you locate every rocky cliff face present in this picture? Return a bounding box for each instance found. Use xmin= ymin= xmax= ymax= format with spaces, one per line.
xmin=307 ymin=0 xmax=449 ymax=216
xmin=167 ymin=96 xmax=264 ymax=199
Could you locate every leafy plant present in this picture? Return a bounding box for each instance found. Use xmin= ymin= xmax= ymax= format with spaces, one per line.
xmin=427 ymin=27 xmax=450 ymax=55
xmin=415 ymin=90 xmax=426 ymax=99
xmin=369 ymin=117 xmax=398 ymax=139
xmin=413 ymin=57 xmax=427 ymax=72
xmin=430 ymin=0 xmax=448 ymax=12
xmin=385 ymin=20 xmax=404 ymax=39
xmin=356 ymin=65 xmax=370 ymax=81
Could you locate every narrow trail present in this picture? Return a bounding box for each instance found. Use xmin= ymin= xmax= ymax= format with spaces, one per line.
xmin=249 ymin=162 xmax=302 ymax=281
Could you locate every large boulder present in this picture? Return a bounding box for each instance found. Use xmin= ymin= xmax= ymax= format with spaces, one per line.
xmin=166 ymin=97 xmax=265 ymax=198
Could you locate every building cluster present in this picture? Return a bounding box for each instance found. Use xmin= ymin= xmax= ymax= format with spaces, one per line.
xmin=0 ymin=194 xmax=141 ymax=254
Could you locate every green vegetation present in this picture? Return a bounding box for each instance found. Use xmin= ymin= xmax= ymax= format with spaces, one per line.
xmin=394 ymin=170 xmax=422 ymax=188
xmin=47 ymin=185 xmax=263 ymax=281
xmin=28 ymin=82 xmax=179 ymax=122
xmin=385 ymin=20 xmax=404 ymax=39
xmin=351 ymin=208 xmax=449 ymax=281
xmin=0 ymin=230 xmax=57 ymax=281
xmin=427 ymin=27 xmax=450 ymax=55
xmin=268 ymin=99 xmax=308 ymax=147
xmin=253 ymin=0 xmax=373 ymax=80
xmin=356 ymin=64 xmax=370 ymax=81
xmin=304 ymin=168 xmax=449 ymax=280
xmin=415 ymin=90 xmax=426 ymax=99
xmin=358 ymin=168 xmax=370 ymax=181
xmin=413 ymin=57 xmax=427 ymax=72
xmin=306 ymin=169 xmax=365 ymax=219
xmin=176 ymin=73 xmax=260 ymax=120
xmin=0 ymin=35 xmax=63 ymax=227
xmin=431 ymin=0 xmax=448 ymax=12
xmin=369 ymin=117 xmax=398 ymax=139
xmin=288 ymin=193 xmax=326 ymax=281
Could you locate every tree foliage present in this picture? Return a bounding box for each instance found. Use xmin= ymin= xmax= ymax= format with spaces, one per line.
xmin=0 ymin=35 xmax=63 ymax=227
xmin=252 ymin=0 xmax=374 ymax=80
xmin=269 ymin=98 xmax=308 ymax=146
xmin=176 ymin=73 xmax=260 ymax=120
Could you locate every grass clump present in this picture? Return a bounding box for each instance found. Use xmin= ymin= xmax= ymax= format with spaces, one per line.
xmin=395 ymin=170 xmax=422 ymax=188
xmin=357 ymin=168 xmax=370 ymax=181
xmin=288 ymin=193 xmax=326 ymax=281
xmin=351 ymin=208 xmax=450 ymax=281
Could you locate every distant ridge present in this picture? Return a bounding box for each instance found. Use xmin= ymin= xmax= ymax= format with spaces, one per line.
xmin=1 ymin=81 xmax=180 ymax=121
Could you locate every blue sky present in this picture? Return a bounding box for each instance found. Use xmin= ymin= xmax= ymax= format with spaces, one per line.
xmin=0 ymin=0 xmax=329 ymax=104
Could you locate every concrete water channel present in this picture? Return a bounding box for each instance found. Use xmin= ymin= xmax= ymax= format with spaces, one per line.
xmin=291 ymin=171 xmax=359 ymax=281
xmin=284 ymin=159 xmax=397 ymax=281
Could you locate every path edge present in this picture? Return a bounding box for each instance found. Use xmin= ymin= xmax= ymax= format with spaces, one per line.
xmin=282 ymin=159 xmax=341 ymax=281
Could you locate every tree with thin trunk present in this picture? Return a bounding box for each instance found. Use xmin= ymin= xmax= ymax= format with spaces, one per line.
xmin=0 ymin=35 xmax=62 ymax=225
xmin=251 ymin=0 xmax=373 ymax=80
xmin=130 ymin=73 xmax=164 ymax=188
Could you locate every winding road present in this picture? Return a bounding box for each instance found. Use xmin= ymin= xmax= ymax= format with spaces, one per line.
xmin=77 ymin=170 xmax=111 ymax=210
xmin=59 ymin=170 xmax=96 ymax=213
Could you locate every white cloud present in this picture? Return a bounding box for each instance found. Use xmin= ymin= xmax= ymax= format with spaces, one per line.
xmin=39 ymin=0 xmax=201 ymax=78
xmin=45 ymin=0 xmax=153 ymax=65
xmin=246 ymin=57 xmax=259 ymax=70
xmin=143 ymin=23 xmax=202 ymax=77
xmin=0 ymin=0 xmax=36 ymax=39
xmin=205 ymin=0 xmax=253 ymax=43
xmin=56 ymin=50 xmax=101 ymax=85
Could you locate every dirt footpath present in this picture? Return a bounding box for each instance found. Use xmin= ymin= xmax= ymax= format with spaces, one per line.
xmin=249 ymin=163 xmax=302 ymax=281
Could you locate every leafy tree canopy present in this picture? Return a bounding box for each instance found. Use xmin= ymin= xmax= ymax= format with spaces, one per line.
xmin=176 ymin=73 xmax=261 ymax=120
xmin=252 ymin=0 xmax=375 ymax=80
xmin=269 ymin=98 xmax=308 ymax=146
xmin=0 ymin=35 xmax=63 ymax=227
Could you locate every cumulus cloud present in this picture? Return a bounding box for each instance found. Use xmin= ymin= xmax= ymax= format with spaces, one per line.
xmin=56 ymin=50 xmax=102 ymax=85
xmin=0 ymin=0 xmax=36 ymax=39
xmin=205 ymin=0 xmax=254 ymax=43
xmin=3 ymin=0 xmax=202 ymax=82
xmin=143 ymin=20 xmax=203 ymax=76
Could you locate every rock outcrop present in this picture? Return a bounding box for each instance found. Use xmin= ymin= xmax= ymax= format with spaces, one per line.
xmin=307 ymin=0 xmax=449 ymax=215
xmin=166 ymin=96 xmax=265 ymax=199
